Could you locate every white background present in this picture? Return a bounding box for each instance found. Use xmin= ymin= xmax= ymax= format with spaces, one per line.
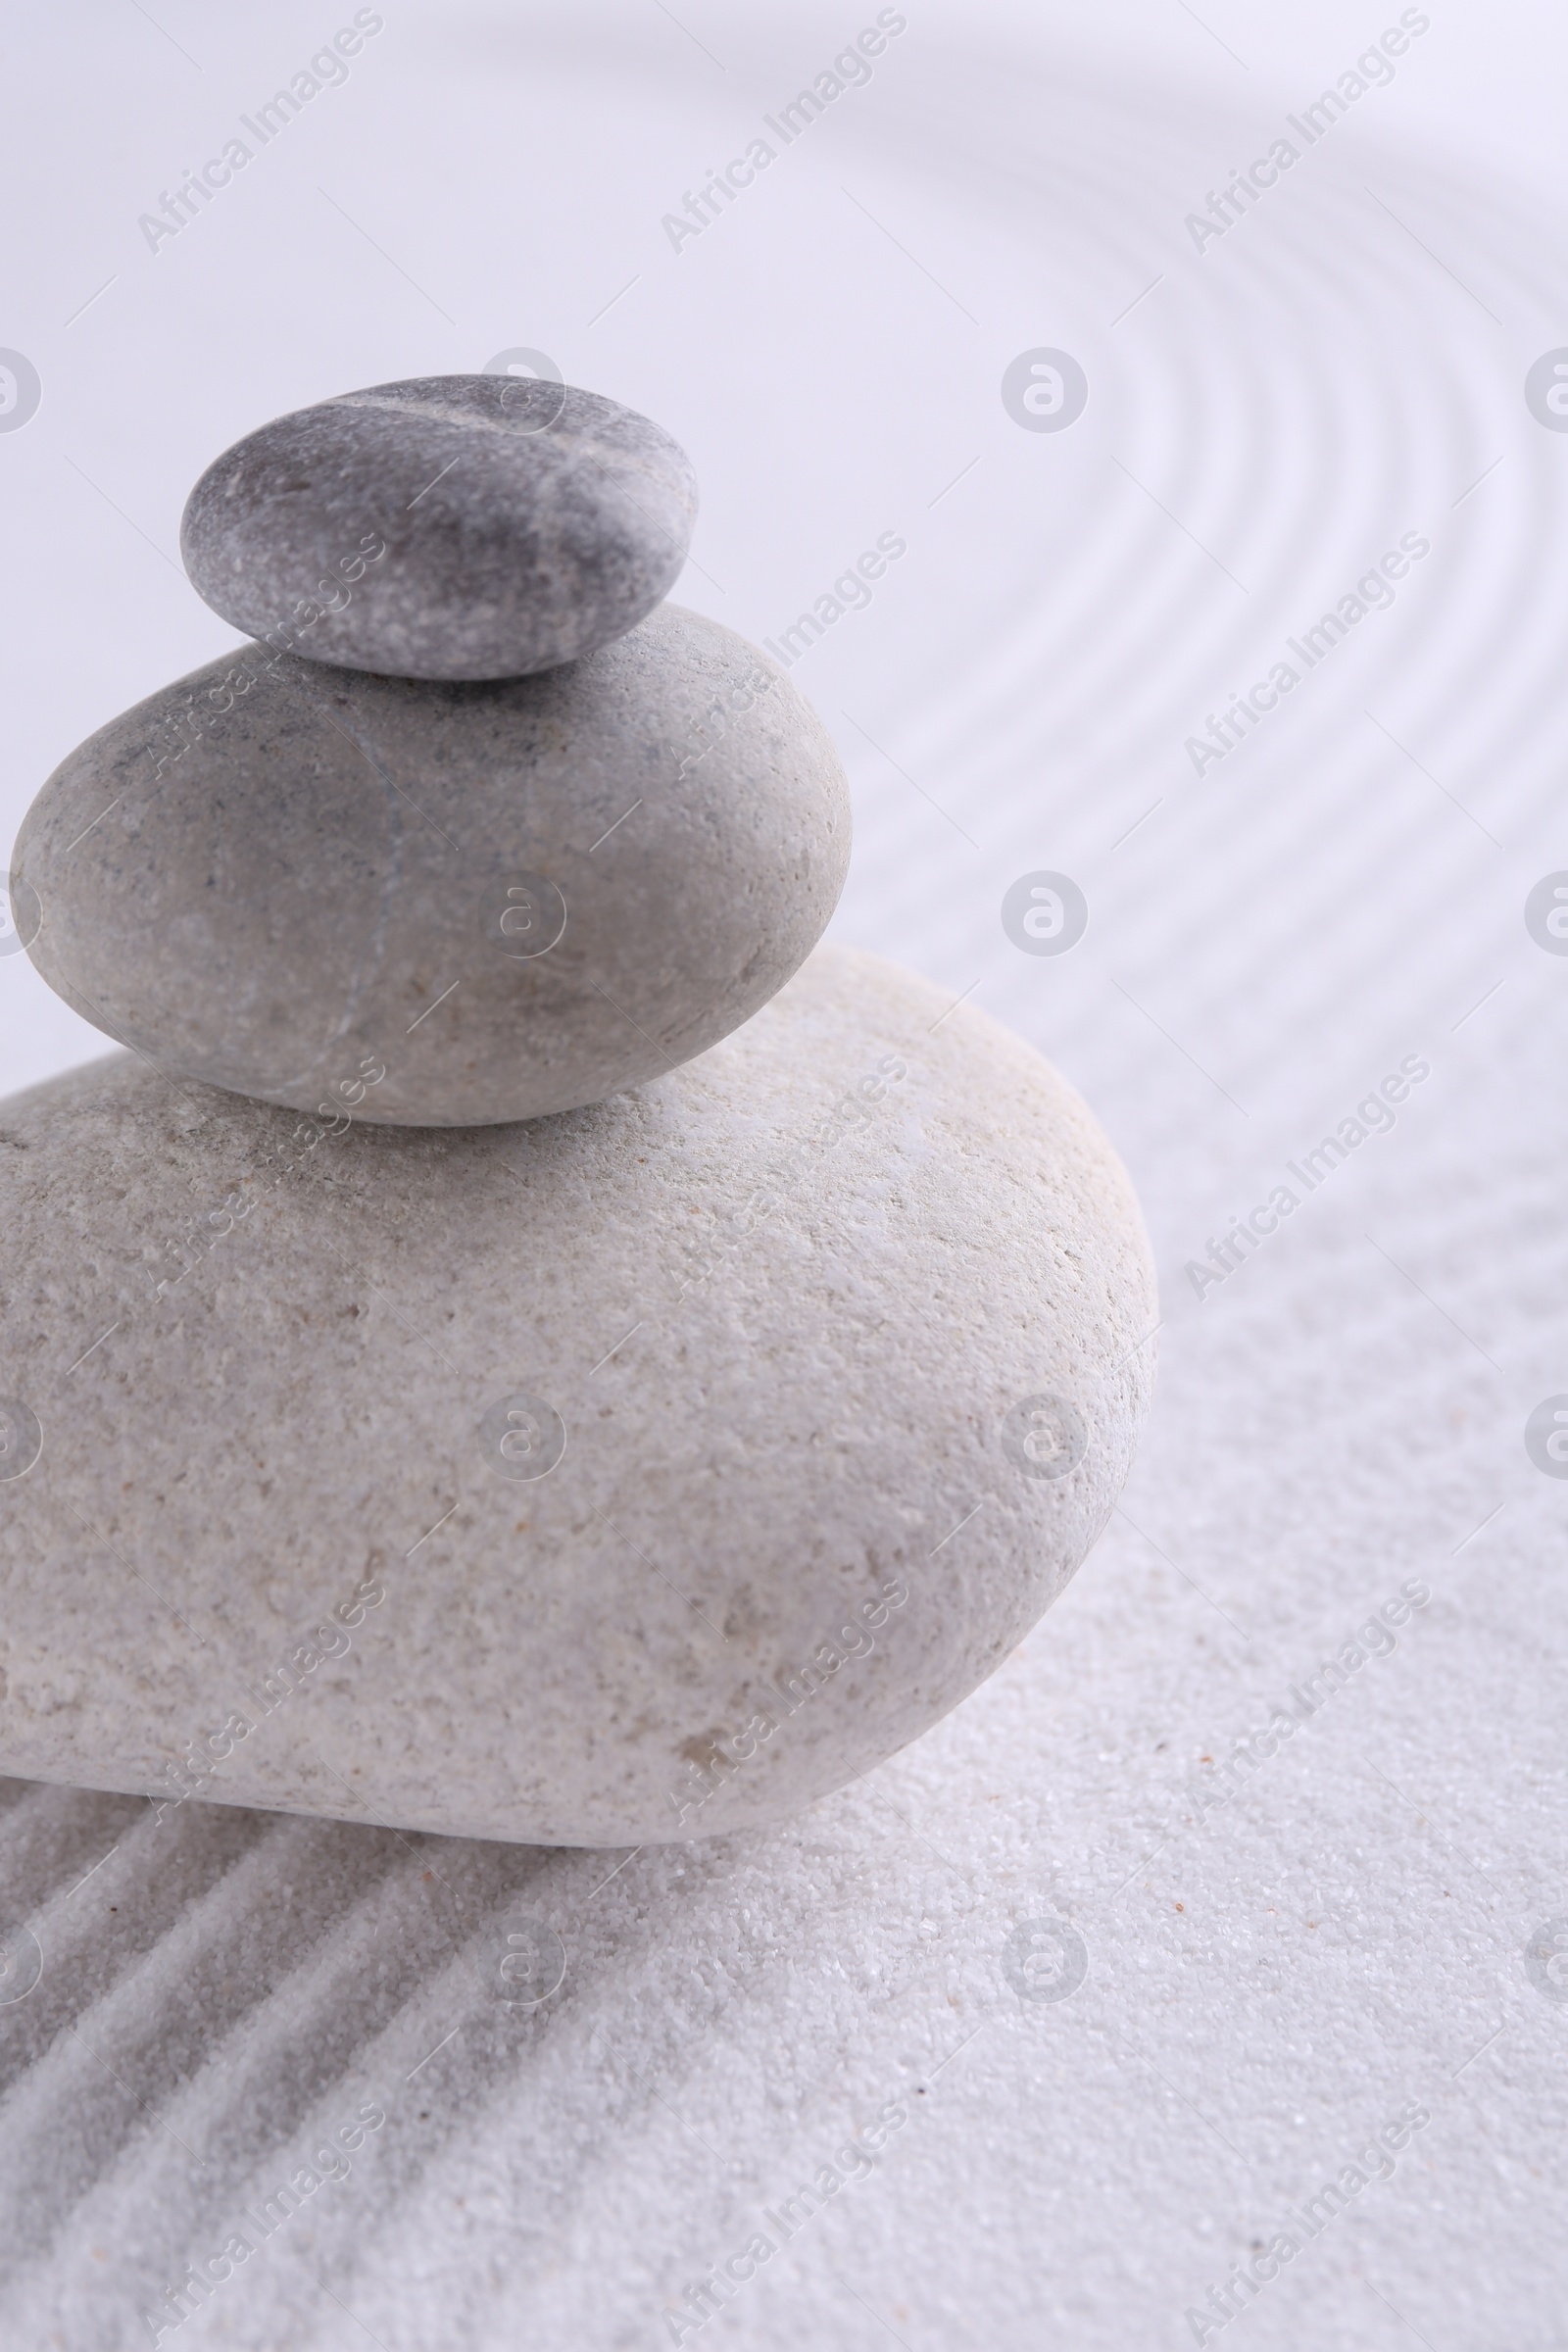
xmin=2 ymin=4 xmax=1567 ymax=2346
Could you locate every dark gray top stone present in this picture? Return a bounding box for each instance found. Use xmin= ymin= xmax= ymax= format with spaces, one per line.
xmin=179 ymin=375 xmax=699 ymax=680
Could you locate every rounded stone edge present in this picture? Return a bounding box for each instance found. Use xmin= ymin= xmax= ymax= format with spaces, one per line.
xmin=0 ymin=949 xmax=1155 ymax=1850
xmin=176 ymin=375 xmax=701 ymax=681
xmin=12 ymin=610 xmax=853 ymax=1126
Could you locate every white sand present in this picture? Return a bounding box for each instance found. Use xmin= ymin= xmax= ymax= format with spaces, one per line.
xmin=0 ymin=4 xmax=1564 ymax=2345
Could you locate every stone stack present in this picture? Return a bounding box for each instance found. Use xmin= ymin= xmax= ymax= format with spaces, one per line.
xmin=0 ymin=375 xmax=1155 ymax=1847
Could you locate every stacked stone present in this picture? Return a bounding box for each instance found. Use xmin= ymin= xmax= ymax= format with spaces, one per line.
xmin=0 ymin=376 xmax=1155 ymax=1849
xmin=23 ymin=376 xmax=849 ymax=1127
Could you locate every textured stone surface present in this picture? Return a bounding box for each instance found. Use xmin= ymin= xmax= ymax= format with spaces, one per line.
xmin=16 ymin=606 xmax=849 ymax=1127
xmin=180 ymin=375 xmax=698 ymax=679
xmin=0 ymin=946 xmax=1155 ymax=1847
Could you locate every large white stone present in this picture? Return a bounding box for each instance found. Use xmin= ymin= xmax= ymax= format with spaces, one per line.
xmin=0 ymin=947 xmax=1155 ymax=1846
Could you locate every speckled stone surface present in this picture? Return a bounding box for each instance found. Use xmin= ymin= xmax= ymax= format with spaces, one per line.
xmin=0 ymin=946 xmax=1155 ymax=1847
xmin=15 ymin=606 xmax=849 ymax=1126
xmin=179 ymin=375 xmax=699 ymax=679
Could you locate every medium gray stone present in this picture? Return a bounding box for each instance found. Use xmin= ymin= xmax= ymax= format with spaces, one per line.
xmin=179 ymin=375 xmax=698 ymax=680
xmin=16 ymin=605 xmax=849 ymax=1127
xmin=0 ymin=946 xmax=1155 ymax=1848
